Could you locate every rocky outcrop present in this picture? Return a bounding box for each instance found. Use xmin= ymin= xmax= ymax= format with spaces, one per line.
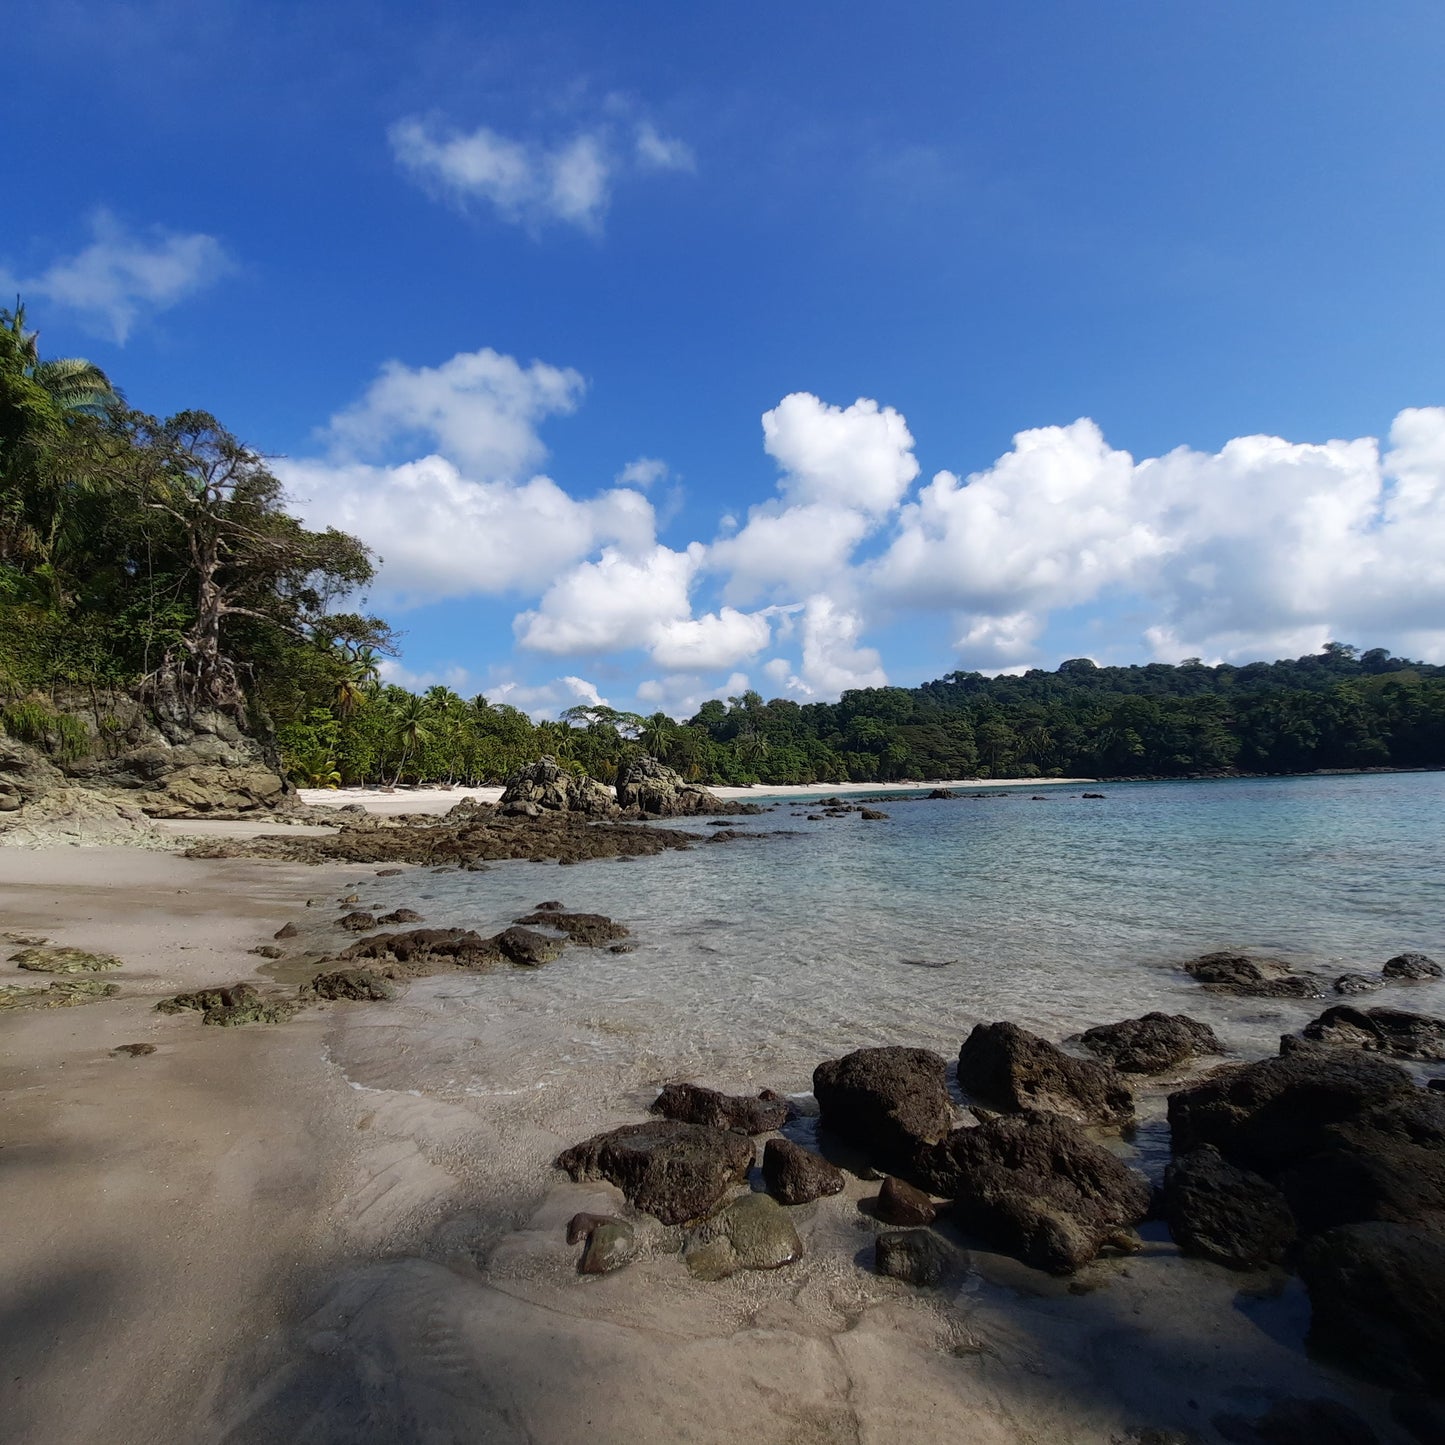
xmin=876 ymin=1175 xmax=938 ymax=1226
xmin=614 ymin=755 xmax=733 ymax=817
xmin=651 ymin=1082 xmax=789 ymax=1135
xmin=1182 ymin=951 xmax=1328 ymax=998
xmin=300 ymin=969 xmax=398 ymax=1002
xmin=1301 ymin=1005 xmax=1445 ymax=1062
xmin=812 ymin=1046 xmax=955 ymax=1175
xmin=10 ymin=945 xmax=122 ymax=974
xmin=1079 ymin=1013 xmax=1223 ymax=1075
xmin=155 ymin=981 xmax=300 ymax=1026
xmin=958 ymin=1021 xmax=1135 ymax=1125
xmin=1297 ymin=1222 xmax=1445 ymax=1395
xmin=683 ymin=1193 xmax=803 ymax=1280
xmin=922 ymin=1111 xmax=1151 ymax=1274
xmin=498 ymin=758 xmax=616 ymax=817
xmin=512 ymin=909 xmax=629 ymax=946
xmin=555 ymin=1120 xmax=755 ymax=1225
xmin=1161 ymin=1146 xmax=1296 ymax=1269
xmin=761 ymin=1137 xmax=845 ymax=1204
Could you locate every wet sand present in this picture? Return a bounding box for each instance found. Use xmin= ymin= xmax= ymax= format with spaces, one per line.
xmin=0 ymin=838 xmax=1406 ymax=1444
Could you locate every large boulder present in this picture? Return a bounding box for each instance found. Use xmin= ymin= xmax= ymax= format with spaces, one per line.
xmin=499 ymin=758 xmax=616 ymax=817
xmin=615 ymin=755 xmax=730 ymax=817
xmin=651 ymin=1082 xmax=789 ymax=1135
xmin=555 ymin=1120 xmax=754 ymax=1225
xmin=1167 ymin=1049 xmax=1416 ymax=1174
xmin=873 ymin=1230 xmax=967 ymax=1286
xmin=812 ymin=1046 xmax=955 ymax=1175
xmin=1182 ymin=952 xmax=1328 ymax=998
xmin=1161 ymin=1145 xmax=1296 ymax=1269
xmin=1382 ymin=952 xmax=1442 ymax=982
xmin=920 ymin=1111 xmax=1151 ymax=1274
xmin=1297 ymin=1222 xmax=1445 ymax=1395
xmin=1300 ymin=1005 xmax=1445 ymax=1063
xmin=958 ymin=1021 xmax=1135 ymax=1126
xmin=1079 ymin=1013 xmax=1224 ymax=1075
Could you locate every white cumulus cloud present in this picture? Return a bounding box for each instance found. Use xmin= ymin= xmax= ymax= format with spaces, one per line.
xmin=1 ymin=209 xmax=231 ymax=343
xmin=390 ymin=115 xmax=693 ymax=234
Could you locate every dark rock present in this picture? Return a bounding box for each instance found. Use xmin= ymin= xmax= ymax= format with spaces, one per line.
xmin=343 ymin=926 xmax=504 ymax=971
xmin=493 ymin=925 xmax=564 ymax=967
xmin=156 ymin=981 xmax=301 ymax=1026
xmin=112 ymin=1042 xmax=156 ymax=1057
xmin=273 ymin=922 xmax=299 ymax=939
xmin=683 ymin=1193 xmax=803 ymax=1280
xmin=1392 ymin=1393 xmax=1445 ymax=1445
xmin=250 ymin=944 xmax=284 ymax=959
xmin=1215 ymin=1397 xmax=1381 ymax=1445
xmin=761 ymin=1137 xmax=845 ymax=1204
xmin=921 ymin=1111 xmax=1151 ymax=1274
xmin=1167 ymin=1049 xmax=1416 ymax=1173
xmin=1301 ymin=1005 xmax=1445 ymax=1062
xmin=926 ymin=789 xmax=958 ymax=799
xmin=1161 ymin=1146 xmax=1295 ymax=1268
xmin=873 ymin=1230 xmax=967 ymax=1286
xmin=1276 ymin=1089 xmax=1445 ymax=1237
xmin=958 ymin=1021 xmax=1134 ymax=1125
xmin=652 ymin=1082 xmax=789 ymax=1135
xmin=534 ymin=900 xmax=564 ymax=912
xmin=1298 ymin=1221 xmax=1445 ymax=1395
xmin=375 ymin=868 xmax=404 ymax=877
xmin=1383 ymin=952 xmax=1442 ymax=982
xmin=335 ymin=910 xmax=377 ymax=932
xmin=1183 ymin=951 xmax=1327 ymax=999
xmin=876 ymin=1175 xmax=937 ymax=1226
xmin=513 ymin=910 xmax=629 ymax=947
xmin=812 ymin=1046 xmax=955 ymax=1175
xmin=1430 ymin=1079 xmax=1445 ymax=1094
xmin=859 ymin=808 xmax=889 ymax=820
xmin=300 ymin=968 xmax=398 ymax=1002
xmin=377 ymin=907 xmax=422 ymax=925
xmin=1082 ymin=792 xmax=1105 ymax=799
xmin=1335 ymin=974 xmax=1385 ymax=996
xmin=555 ymin=1120 xmax=754 ymax=1225
xmin=1079 ymin=1013 xmax=1223 ymax=1075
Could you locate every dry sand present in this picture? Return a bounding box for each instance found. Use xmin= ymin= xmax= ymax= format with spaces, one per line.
xmin=0 ymin=829 xmax=1402 ymax=1444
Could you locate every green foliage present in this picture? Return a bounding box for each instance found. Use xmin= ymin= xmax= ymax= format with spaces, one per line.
xmin=0 ymin=697 xmax=91 ymax=763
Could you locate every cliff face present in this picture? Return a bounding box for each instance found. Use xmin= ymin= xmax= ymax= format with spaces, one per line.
xmin=0 ymin=690 xmax=290 ymax=841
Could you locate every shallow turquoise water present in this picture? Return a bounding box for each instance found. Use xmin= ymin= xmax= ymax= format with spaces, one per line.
xmin=368 ymin=772 xmax=1445 ymax=1094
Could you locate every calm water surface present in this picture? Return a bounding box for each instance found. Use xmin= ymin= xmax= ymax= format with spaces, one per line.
xmin=362 ymin=772 xmax=1445 ymax=1100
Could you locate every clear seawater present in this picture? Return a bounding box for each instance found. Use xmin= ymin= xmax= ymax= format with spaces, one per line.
xmin=355 ymin=772 xmax=1445 ymax=1112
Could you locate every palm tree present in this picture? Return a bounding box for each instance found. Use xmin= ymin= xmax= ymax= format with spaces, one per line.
xmin=389 ymin=694 xmax=432 ymax=784
xmin=640 ymin=711 xmax=676 ymax=760
xmin=2 ymin=304 xmax=117 ymax=422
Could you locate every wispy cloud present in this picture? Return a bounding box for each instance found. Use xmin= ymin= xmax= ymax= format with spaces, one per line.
xmin=0 ymin=209 xmax=232 ymax=343
xmin=389 ymin=114 xmax=694 ymax=234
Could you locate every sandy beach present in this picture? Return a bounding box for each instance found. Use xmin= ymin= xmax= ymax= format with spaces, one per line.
xmin=0 ymin=807 xmax=1418 ymax=1445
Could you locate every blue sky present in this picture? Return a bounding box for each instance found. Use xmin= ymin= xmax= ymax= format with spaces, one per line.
xmin=7 ymin=2 xmax=1445 ymax=715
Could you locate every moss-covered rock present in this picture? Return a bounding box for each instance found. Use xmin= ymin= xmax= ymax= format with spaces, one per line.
xmin=156 ymin=981 xmax=300 ymax=1026
xmin=0 ymin=978 xmax=120 ymax=1010
xmin=10 ymin=945 xmax=123 ymax=973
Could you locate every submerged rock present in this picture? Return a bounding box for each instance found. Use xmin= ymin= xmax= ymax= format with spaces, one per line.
xmin=1298 ymin=1221 xmax=1445 ymax=1396
xmin=1161 ymin=1145 xmax=1296 ymax=1269
xmin=1382 ymin=952 xmax=1442 ymax=982
xmin=1301 ymin=1005 xmax=1445 ymax=1062
xmin=812 ymin=1045 xmax=955 ymax=1175
xmin=921 ymin=1111 xmax=1150 ymax=1274
xmin=335 ymin=910 xmax=377 ymax=932
xmin=1079 ymin=1012 xmax=1224 ymax=1076
xmin=873 ymin=1229 xmax=967 ymax=1286
xmin=761 ymin=1137 xmax=844 ymax=1204
xmin=493 ymin=925 xmax=564 ymax=967
xmin=556 ymin=1120 xmax=754 ymax=1226
xmin=1182 ymin=952 xmax=1327 ymax=998
xmin=300 ymin=968 xmax=398 ymax=1002
xmin=566 ymin=1213 xmax=636 ymax=1275
xmin=513 ymin=909 xmax=629 ymax=947
xmin=10 ymin=945 xmax=123 ymax=974
xmin=958 ymin=1021 xmax=1135 ymax=1125
xmin=376 ymin=908 xmax=423 ymax=925
xmin=1334 ymin=974 xmax=1384 ymax=996
xmin=683 ymin=1193 xmax=803 ymax=1280
xmin=651 ymin=1082 xmax=789 ymax=1136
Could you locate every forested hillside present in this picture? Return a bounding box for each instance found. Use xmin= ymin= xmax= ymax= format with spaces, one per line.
xmin=3 ymin=305 xmax=1443 ymax=790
